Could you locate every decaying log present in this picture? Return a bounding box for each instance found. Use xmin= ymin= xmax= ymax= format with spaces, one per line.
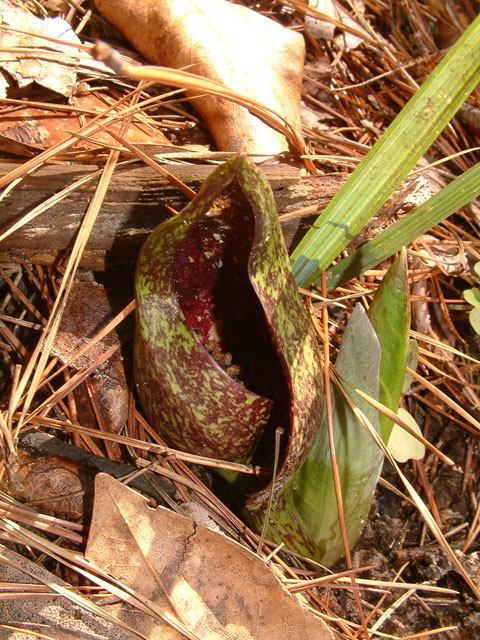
xmin=0 ymin=161 xmax=345 ymax=270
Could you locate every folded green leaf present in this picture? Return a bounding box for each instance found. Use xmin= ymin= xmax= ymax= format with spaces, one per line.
xmin=402 ymin=339 xmax=419 ymax=394
xmin=367 ymin=249 xmax=410 ymax=443
xmin=248 ymin=304 xmax=383 ymax=566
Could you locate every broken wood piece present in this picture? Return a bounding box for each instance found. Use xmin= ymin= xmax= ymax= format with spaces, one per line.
xmin=0 ymin=161 xmax=345 ymax=270
xmin=0 ymin=160 xmax=428 ymax=271
xmin=18 ymin=431 xmax=176 ymax=504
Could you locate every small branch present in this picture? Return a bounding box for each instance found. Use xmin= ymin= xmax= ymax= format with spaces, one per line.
xmin=19 ymin=431 xmax=176 ymax=503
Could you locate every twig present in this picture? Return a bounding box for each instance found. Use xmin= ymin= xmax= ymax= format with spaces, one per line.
xmin=18 ymin=431 xmax=176 ymax=502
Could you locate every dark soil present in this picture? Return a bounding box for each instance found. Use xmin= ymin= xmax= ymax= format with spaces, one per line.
xmin=328 ymin=417 xmax=480 ymax=639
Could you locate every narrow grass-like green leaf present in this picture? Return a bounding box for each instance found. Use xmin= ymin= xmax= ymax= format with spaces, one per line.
xmin=325 ymin=162 xmax=480 ymax=290
xmin=367 ymin=249 xmax=410 ymax=443
xmin=291 ymin=15 xmax=480 ymax=288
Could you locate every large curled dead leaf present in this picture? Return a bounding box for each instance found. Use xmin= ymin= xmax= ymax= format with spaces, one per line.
xmin=85 ymin=473 xmax=334 ymax=639
xmin=134 ymin=154 xmax=323 ymax=543
xmin=94 ymin=0 xmax=305 ymax=154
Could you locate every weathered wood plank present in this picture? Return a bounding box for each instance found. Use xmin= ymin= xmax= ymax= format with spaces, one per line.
xmin=0 ymin=162 xmax=344 ymax=269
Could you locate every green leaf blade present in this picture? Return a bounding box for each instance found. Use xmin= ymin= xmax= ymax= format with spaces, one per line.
xmin=291 ymin=15 xmax=480 ymax=288
xmin=402 ymin=339 xmax=419 ymax=393
xmin=367 ymin=249 xmax=410 ymax=443
xmin=325 ymin=162 xmax=480 ymax=290
xmin=291 ymin=304 xmax=383 ymax=566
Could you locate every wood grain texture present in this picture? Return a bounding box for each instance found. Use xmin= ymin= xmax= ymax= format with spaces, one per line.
xmin=0 ymin=161 xmax=344 ymax=269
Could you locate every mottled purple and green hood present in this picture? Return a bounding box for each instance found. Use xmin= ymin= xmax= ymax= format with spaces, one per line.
xmin=135 ymin=155 xmax=323 ymax=479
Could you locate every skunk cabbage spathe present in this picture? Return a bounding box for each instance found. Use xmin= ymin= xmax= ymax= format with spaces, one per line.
xmin=134 ymin=154 xmax=323 ymax=499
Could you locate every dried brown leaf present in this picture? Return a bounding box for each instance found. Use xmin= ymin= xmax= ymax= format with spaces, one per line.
xmin=0 ymin=545 xmax=133 ymax=640
xmin=0 ymin=93 xmax=170 ymax=157
xmin=94 ymin=0 xmax=305 ymax=154
xmin=86 ymin=474 xmax=334 ymax=640
xmin=0 ymin=448 xmax=93 ymax=520
xmin=51 ymin=280 xmax=129 ymax=437
xmin=305 ymin=0 xmax=371 ymax=51
xmin=0 ymin=0 xmax=81 ymax=97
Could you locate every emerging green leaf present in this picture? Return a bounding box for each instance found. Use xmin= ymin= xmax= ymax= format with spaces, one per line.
xmin=292 ymin=304 xmax=383 ymax=566
xmin=249 ymin=305 xmax=383 ymax=566
xmin=367 ymin=249 xmax=410 ymax=443
xmin=402 ymin=339 xmax=419 ymax=394
xmin=387 ymin=408 xmax=425 ymax=463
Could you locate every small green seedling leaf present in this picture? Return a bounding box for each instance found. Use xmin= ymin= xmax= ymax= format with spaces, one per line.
xmin=474 ymin=262 xmax=480 ymax=278
xmin=368 ymin=249 xmax=410 ymax=444
xmin=469 ymin=308 xmax=480 ymax=335
xmin=402 ymin=339 xmax=419 ymax=393
xmin=464 ymin=288 xmax=480 ymax=307
xmin=387 ymin=408 xmax=425 ymax=463
xmin=463 ymin=281 xmax=480 ymax=334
